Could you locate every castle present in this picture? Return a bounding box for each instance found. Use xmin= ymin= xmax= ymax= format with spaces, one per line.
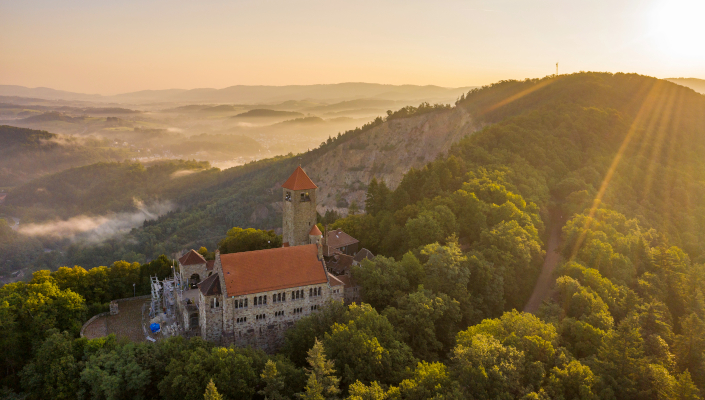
xmin=175 ymin=166 xmax=366 ymax=350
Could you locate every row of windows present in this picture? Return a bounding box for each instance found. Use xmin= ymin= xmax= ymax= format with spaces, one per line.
xmin=229 ymin=287 xmax=319 ymax=310
xmin=236 ymin=317 xmax=247 ymax=324
xmin=274 ymin=311 xmax=285 ymax=317
xmin=311 ymin=305 xmax=319 ymax=311
xmin=293 ymin=307 xmax=303 ymax=314
xmin=255 ymin=314 xmax=266 ymax=320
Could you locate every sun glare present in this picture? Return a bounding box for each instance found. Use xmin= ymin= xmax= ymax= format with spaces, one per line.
xmin=648 ymin=0 xmax=705 ymax=61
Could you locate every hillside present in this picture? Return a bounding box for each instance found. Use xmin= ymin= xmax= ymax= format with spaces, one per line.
xmin=4 ymin=160 xmax=217 ymax=221
xmin=0 ymin=125 xmax=134 ymax=187
xmin=305 ymin=106 xmax=475 ymax=211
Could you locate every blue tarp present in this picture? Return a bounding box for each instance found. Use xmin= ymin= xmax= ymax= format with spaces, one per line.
xmin=150 ymin=323 xmax=161 ymax=333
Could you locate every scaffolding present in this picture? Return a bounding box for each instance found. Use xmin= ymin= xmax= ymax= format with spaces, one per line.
xmin=150 ymin=276 xmax=162 ymax=319
xmin=148 ymin=272 xmax=185 ymax=338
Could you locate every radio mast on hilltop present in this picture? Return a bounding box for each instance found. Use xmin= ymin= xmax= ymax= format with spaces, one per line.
xmin=556 ymin=62 xmax=559 ymax=77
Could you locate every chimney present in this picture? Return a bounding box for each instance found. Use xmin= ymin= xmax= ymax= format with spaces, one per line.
xmin=317 ymin=242 xmax=323 ymax=260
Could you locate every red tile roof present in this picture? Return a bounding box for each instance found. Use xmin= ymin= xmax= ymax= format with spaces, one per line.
xmin=219 ymin=244 xmax=328 ymax=296
xmin=309 ymin=225 xmax=322 ymax=236
xmin=327 ymin=229 xmax=359 ymax=249
xmin=282 ymin=166 xmax=318 ymax=191
xmin=179 ymin=249 xmax=207 ymax=266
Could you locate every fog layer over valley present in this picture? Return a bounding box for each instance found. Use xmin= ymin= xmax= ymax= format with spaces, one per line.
xmin=0 ymin=84 xmax=470 ymax=177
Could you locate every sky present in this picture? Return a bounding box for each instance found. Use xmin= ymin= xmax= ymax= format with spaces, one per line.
xmin=1 ymin=0 xmax=704 ymax=95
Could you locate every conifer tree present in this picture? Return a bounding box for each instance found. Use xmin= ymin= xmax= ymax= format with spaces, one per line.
xmin=365 ymin=178 xmax=379 ymax=215
xmin=298 ymin=339 xmax=340 ymax=400
xmin=260 ymin=360 xmax=288 ymax=400
xmin=673 ymin=371 xmax=701 ymax=400
xmin=204 ymin=379 xmax=223 ymax=400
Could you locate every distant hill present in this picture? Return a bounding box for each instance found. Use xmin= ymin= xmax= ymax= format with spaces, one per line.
xmin=20 ymin=111 xmax=85 ymax=123
xmin=275 ymin=116 xmax=325 ymax=125
xmin=0 ymin=83 xmax=475 ymax=105
xmin=232 ymin=109 xmax=304 ymax=118
xmin=5 ymin=160 xmax=216 ymax=221
xmin=0 ymin=125 xmax=133 ymax=187
xmin=666 ymin=77 xmax=705 ymax=94
xmin=200 ymin=105 xmax=239 ymax=113
xmin=0 ymin=85 xmax=102 ymax=101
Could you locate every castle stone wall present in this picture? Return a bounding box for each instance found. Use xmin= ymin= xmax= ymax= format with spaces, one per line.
xmin=200 ymin=292 xmax=224 ymax=342
xmin=200 ymin=281 xmax=343 ymax=351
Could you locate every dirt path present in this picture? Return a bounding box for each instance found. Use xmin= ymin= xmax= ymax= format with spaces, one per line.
xmin=524 ymin=213 xmax=564 ymax=313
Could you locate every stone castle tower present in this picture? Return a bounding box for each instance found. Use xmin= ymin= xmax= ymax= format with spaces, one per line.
xmin=282 ymin=166 xmax=318 ymax=246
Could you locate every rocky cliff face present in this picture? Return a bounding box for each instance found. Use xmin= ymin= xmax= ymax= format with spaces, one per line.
xmin=297 ymin=106 xmax=479 ymax=214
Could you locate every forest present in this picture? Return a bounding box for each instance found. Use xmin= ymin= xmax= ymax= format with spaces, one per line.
xmin=1 ymin=73 xmax=705 ymax=399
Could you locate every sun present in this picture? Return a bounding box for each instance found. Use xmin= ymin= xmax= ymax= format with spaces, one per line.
xmin=648 ymin=0 xmax=705 ymax=62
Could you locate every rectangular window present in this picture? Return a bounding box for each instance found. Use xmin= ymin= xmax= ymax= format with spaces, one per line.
xmin=264 ymin=295 xmax=267 ymax=304
xmin=244 ymin=298 xmax=248 ymax=307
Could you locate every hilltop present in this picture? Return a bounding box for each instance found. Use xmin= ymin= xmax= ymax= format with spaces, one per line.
xmin=666 ymin=77 xmax=705 ymax=94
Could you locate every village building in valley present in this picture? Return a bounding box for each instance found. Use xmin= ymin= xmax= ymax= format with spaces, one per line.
xmin=173 ymin=166 xmax=368 ymax=350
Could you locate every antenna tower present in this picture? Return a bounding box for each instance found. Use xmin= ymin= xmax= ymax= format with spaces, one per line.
xmin=556 ymin=62 xmax=559 ymax=77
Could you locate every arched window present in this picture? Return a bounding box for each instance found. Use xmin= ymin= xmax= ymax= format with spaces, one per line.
xmin=318 ymin=287 xmax=322 ymax=296
xmin=309 ymin=288 xmax=313 ymax=297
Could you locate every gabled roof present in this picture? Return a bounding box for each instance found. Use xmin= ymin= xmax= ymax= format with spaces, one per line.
xmin=309 ymin=225 xmax=322 ymax=236
xmin=198 ymin=273 xmax=221 ymax=296
xmin=179 ymin=249 xmax=207 ymax=266
xmin=219 ymin=244 xmax=328 ymax=296
xmin=329 ymin=274 xmax=345 ymax=287
xmin=353 ymin=248 xmax=375 ymax=263
xmin=328 ymin=254 xmax=355 ymax=275
xmin=327 ymin=229 xmax=359 ymax=249
xmin=282 ymin=166 xmax=318 ymax=191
